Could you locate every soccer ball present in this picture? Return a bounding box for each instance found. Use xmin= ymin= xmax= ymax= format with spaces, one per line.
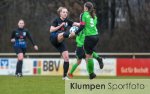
xmin=69 ymin=26 xmax=79 ymax=33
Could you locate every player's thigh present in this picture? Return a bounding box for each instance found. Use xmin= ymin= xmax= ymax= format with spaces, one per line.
xmin=57 ymin=41 xmax=67 ymax=53
xmin=57 ymin=33 xmax=64 ymax=42
xmin=14 ymin=47 xmax=26 ymax=60
xmin=76 ymin=47 xmax=85 ymax=59
xmin=84 ymin=35 xmax=99 ymax=55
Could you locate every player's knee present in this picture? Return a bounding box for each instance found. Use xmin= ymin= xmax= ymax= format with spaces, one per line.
xmin=18 ymin=57 xmax=23 ymax=61
xmin=57 ymin=33 xmax=64 ymax=42
xmin=62 ymin=51 xmax=69 ymax=62
xmin=77 ymin=60 xmax=81 ymax=65
xmin=63 ymin=56 xmax=69 ymax=62
xmin=85 ymin=54 xmax=92 ymax=63
xmin=18 ymin=53 xmax=24 ymax=61
xmin=86 ymin=54 xmax=92 ymax=59
xmin=62 ymin=54 xmax=69 ymax=62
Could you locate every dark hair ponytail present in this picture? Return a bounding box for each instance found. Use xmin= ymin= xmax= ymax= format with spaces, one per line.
xmin=84 ymin=2 xmax=95 ymax=18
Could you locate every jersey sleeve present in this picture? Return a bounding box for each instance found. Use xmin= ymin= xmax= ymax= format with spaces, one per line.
xmin=51 ymin=19 xmax=58 ymax=27
xmin=81 ymin=13 xmax=86 ymax=23
xmin=94 ymin=16 xmax=98 ymax=25
xmin=80 ymin=13 xmax=86 ymax=26
xmin=11 ymin=30 xmax=15 ymax=39
xmin=79 ymin=13 xmax=83 ymax=21
xmin=26 ymin=30 xmax=35 ymax=46
xmin=75 ymin=13 xmax=86 ymax=35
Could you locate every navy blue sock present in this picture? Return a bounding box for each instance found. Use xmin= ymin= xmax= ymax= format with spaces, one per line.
xmin=18 ymin=60 xmax=23 ymax=74
xmin=63 ymin=62 xmax=69 ymax=77
xmin=15 ymin=61 xmax=19 ymax=75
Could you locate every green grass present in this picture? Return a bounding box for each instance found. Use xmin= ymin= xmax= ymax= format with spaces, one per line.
xmin=0 ymin=76 xmax=64 ymax=94
xmin=0 ymin=76 xmax=149 ymax=94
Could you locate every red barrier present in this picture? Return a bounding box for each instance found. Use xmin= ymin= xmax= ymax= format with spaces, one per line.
xmin=117 ymin=59 xmax=150 ymax=76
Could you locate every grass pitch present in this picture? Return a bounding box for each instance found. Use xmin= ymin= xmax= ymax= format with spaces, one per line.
xmin=0 ymin=76 xmax=149 ymax=94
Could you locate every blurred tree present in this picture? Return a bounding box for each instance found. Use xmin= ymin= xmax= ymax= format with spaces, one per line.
xmin=0 ymin=0 xmax=150 ymax=53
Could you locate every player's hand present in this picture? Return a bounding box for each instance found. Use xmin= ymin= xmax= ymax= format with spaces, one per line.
xmin=60 ymin=22 xmax=66 ymax=27
xmin=73 ymin=22 xmax=80 ymax=27
xmin=34 ymin=45 xmax=38 ymax=51
xmin=11 ymin=39 xmax=15 ymax=43
xmin=69 ymin=32 xmax=75 ymax=38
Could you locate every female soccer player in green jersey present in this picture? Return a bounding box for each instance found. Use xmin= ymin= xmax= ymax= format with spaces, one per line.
xmin=68 ymin=29 xmax=103 ymax=78
xmin=73 ymin=2 xmax=102 ymax=79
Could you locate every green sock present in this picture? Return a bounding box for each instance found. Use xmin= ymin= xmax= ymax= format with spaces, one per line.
xmin=92 ymin=52 xmax=99 ymax=59
xmin=70 ymin=63 xmax=78 ymax=74
xmin=86 ymin=58 xmax=94 ymax=74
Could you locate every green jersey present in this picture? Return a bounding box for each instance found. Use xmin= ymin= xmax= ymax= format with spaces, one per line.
xmin=76 ymin=31 xmax=85 ymax=47
xmin=82 ymin=11 xmax=98 ymax=36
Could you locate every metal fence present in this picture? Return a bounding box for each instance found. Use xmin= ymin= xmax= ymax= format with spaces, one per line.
xmin=0 ymin=53 xmax=150 ymax=58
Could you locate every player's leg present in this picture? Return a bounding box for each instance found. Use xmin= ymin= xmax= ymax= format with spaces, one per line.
xmin=15 ymin=48 xmax=24 ymax=77
xmin=85 ymin=54 xmax=95 ymax=79
xmin=92 ymin=52 xmax=104 ymax=69
xmin=62 ymin=51 xmax=70 ymax=80
xmin=57 ymin=32 xmax=65 ymax=42
xmin=57 ymin=27 xmax=77 ymax=42
xmin=17 ymin=53 xmax=24 ymax=76
xmin=68 ymin=59 xmax=81 ymax=78
xmin=68 ymin=47 xmax=85 ymax=78
xmin=57 ymin=31 xmax=70 ymax=43
xmin=50 ymin=32 xmax=70 ymax=80
xmin=57 ymin=42 xmax=70 ymax=80
xmin=84 ymin=40 xmax=95 ymax=79
xmin=84 ymin=35 xmax=99 ymax=79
